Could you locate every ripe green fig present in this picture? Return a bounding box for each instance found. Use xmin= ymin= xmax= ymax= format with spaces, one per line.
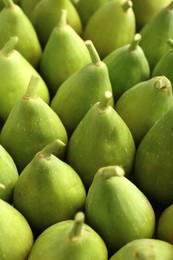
xmin=28 ymin=212 xmax=108 ymax=260
xmin=0 ymin=144 xmax=18 ymax=203
xmin=0 ymin=75 xmax=68 ymax=173
xmin=109 ymin=238 xmax=173 ymax=259
xmin=39 ymin=9 xmax=91 ymax=97
xmin=83 ymin=0 xmax=136 ymax=59
xmin=51 ymin=40 xmax=114 ymax=136
xmin=156 ymin=204 xmax=173 ymax=244
xmin=20 ymin=0 xmax=41 ymax=17
xmin=67 ymin=91 xmax=136 ymax=189
xmin=0 ymin=198 xmax=34 ymax=260
xmin=0 ymin=36 xmax=50 ymax=124
xmin=115 ymin=76 xmax=173 ymax=146
xmin=13 ymin=139 xmax=86 ymax=233
xmin=85 ymin=165 xmax=155 ymax=253
xmin=76 ymin=0 xmax=112 ymax=27
xmin=132 ymin=0 xmax=172 ymax=31
xmin=139 ymin=0 xmax=173 ymax=71
xmin=134 ymin=106 xmax=173 ymax=206
xmin=0 ymin=0 xmax=42 ymax=68
xmin=31 ymin=0 xmax=83 ymax=47
xmin=103 ymin=33 xmax=150 ymax=101
xmin=152 ymin=38 xmax=173 ymax=86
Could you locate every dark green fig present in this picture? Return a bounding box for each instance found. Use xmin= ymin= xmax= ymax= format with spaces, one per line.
xmin=109 ymin=238 xmax=173 ymax=259
xmin=13 ymin=139 xmax=86 ymax=233
xmin=39 ymin=9 xmax=91 ymax=97
xmin=20 ymin=0 xmax=41 ymax=17
xmin=0 ymin=144 xmax=18 ymax=203
xmin=0 ymin=198 xmax=34 ymax=260
xmin=0 ymin=75 xmax=68 ymax=173
xmin=31 ymin=0 xmax=83 ymax=47
xmin=67 ymin=91 xmax=136 ymax=189
xmin=103 ymin=33 xmax=150 ymax=102
xmin=85 ymin=165 xmax=155 ymax=253
xmin=0 ymin=0 xmax=42 ymax=68
xmin=152 ymin=38 xmax=173 ymax=86
xmin=133 ymin=106 xmax=173 ymax=206
xmin=28 ymin=211 xmax=108 ymax=260
xmin=115 ymin=76 xmax=173 ymax=146
xmin=139 ymin=0 xmax=173 ymax=71
xmin=83 ymin=0 xmax=136 ymax=59
xmin=51 ymin=40 xmax=114 ymax=136
xmin=132 ymin=0 xmax=172 ymax=31
xmin=156 ymin=204 xmax=173 ymax=244
xmin=76 ymin=0 xmax=112 ymax=27
xmin=0 ymin=36 xmax=50 ymax=124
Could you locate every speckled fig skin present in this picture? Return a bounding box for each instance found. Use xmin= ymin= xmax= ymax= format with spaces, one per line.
xmin=51 ymin=40 xmax=114 ymax=137
xmin=28 ymin=212 xmax=108 ymax=260
xmin=0 ymin=76 xmax=68 ymax=173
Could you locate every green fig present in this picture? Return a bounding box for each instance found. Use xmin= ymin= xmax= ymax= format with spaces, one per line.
xmin=20 ymin=0 xmax=41 ymax=17
xmin=76 ymin=0 xmax=112 ymax=27
xmin=85 ymin=165 xmax=155 ymax=253
xmin=156 ymin=204 xmax=173 ymax=244
xmin=39 ymin=9 xmax=91 ymax=97
xmin=0 ymin=0 xmax=42 ymax=68
xmin=83 ymin=0 xmax=136 ymax=59
xmin=0 ymin=198 xmax=34 ymax=260
xmin=133 ymin=106 xmax=173 ymax=206
xmin=103 ymin=33 xmax=150 ymax=101
xmin=51 ymin=40 xmax=114 ymax=136
xmin=152 ymin=39 xmax=173 ymax=86
xmin=13 ymin=139 xmax=86 ymax=233
xmin=0 ymin=75 xmax=68 ymax=173
xmin=115 ymin=76 xmax=173 ymax=146
xmin=31 ymin=0 xmax=83 ymax=47
xmin=28 ymin=212 xmax=108 ymax=260
xmin=0 ymin=36 xmax=50 ymax=124
xmin=109 ymin=238 xmax=173 ymax=259
xmin=67 ymin=91 xmax=136 ymax=189
xmin=139 ymin=0 xmax=173 ymax=71
xmin=0 ymin=144 xmax=18 ymax=203
xmin=132 ymin=0 xmax=172 ymax=31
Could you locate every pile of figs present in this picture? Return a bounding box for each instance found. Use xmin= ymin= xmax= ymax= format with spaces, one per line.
xmin=1 ymin=0 xmax=173 ymax=259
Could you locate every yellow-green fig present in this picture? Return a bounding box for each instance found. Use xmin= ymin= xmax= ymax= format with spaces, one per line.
xmin=0 ymin=198 xmax=34 ymax=260
xmin=0 ymin=144 xmax=18 ymax=203
xmin=31 ymin=0 xmax=82 ymax=47
xmin=0 ymin=36 xmax=50 ymax=124
xmin=13 ymin=139 xmax=86 ymax=233
xmin=115 ymin=76 xmax=173 ymax=146
xmin=83 ymin=0 xmax=136 ymax=59
xmin=20 ymin=0 xmax=41 ymax=17
xmin=51 ymin=40 xmax=114 ymax=136
xmin=0 ymin=75 xmax=68 ymax=173
xmin=109 ymin=238 xmax=173 ymax=259
xmin=39 ymin=9 xmax=91 ymax=97
xmin=85 ymin=166 xmax=155 ymax=253
xmin=28 ymin=212 xmax=108 ymax=260
xmin=0 ymin=0 xmax=42 ymax=68
xmin=67 ymin=91 xmax=135 ymax=189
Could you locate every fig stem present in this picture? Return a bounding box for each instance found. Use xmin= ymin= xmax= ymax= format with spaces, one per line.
xmin=122 ymin=0 xmax=133 ymax=12
xmin=129 ymin=34 xmax=141 ymax=52
xmin=98 ymin=166 xmax=125 ymax=180
xmin=154 ymin=76 xmax=168 ymax=90
xmin=167 ymin=38 xmax=173 ymax=50
xmin=2 ymin=0 xmax=14 ymax=8
xmin=37 ymin=139 xmax=66 ymax=159
xmin=24 ymin=75 xmax=40 ymax=97
xmin=57 ymin=9 xmax=67 ymax=28
xmin=85 ymin=40 xmax=101 ymax=64
xmin=98 ymin=91 xmax=112 ymax=111
xmin=1 ymin=36 xmax=19 ymax=55
xmin=69 ymin=212 xmax=84 ymax=241
xmin=0 ymin=183 xmax=6 ymax=190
